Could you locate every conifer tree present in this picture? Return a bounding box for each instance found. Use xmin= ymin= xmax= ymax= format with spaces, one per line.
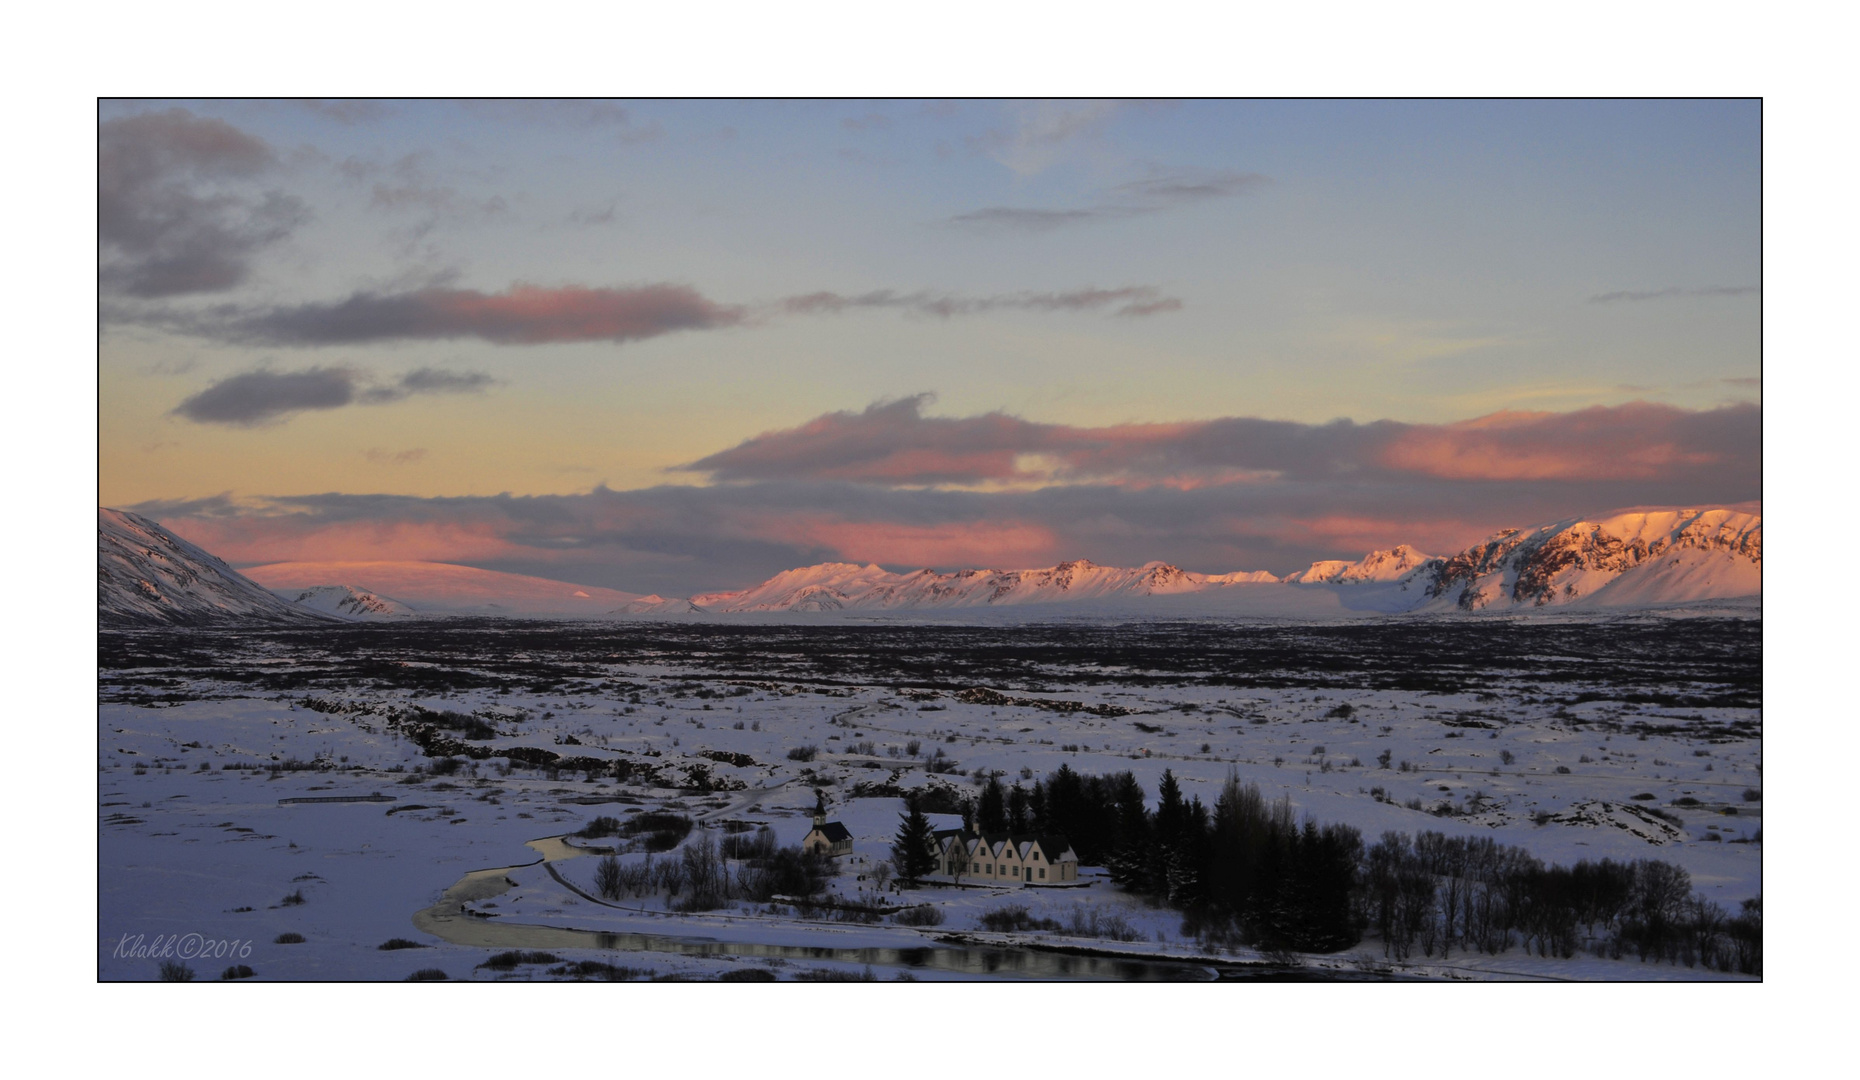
xmin=891 ymin=795 xmax=939 ymax=886
xmin=978 ymin=775 xmax=1008 ymax=833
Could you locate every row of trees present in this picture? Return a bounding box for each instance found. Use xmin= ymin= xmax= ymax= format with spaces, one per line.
xmin=897 ymin=766 xmax=1759 ymax=972
xmin=1363 ymin=832 xmax=1760 ymax=972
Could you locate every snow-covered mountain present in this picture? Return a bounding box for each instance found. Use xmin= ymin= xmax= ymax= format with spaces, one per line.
xmin=100 ymin=508 xmax=332 ymax=626
xmin=690 ymin=559 xmax=1278 ymax=613
xmin=614 ymin=594 xmax=704 ymax=615
xmin=241 ymin=560 xmax=652 ymax=618
xmin=1409 ymin=509 xmax=1760 ymax=612
xmin=278 ymin=584 xmax=417 ymax=621
xmin=1282 ymin=544 xmax=1437 ymax=584
xmin=685 ymin=509 xmax=1759 ymax=615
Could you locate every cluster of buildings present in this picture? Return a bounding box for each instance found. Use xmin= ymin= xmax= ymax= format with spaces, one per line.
xmin=802 ymin=806 xmax=1080 ymax=887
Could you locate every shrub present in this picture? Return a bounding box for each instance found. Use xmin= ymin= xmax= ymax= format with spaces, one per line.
xmin=717 ymin=968 xmax=778 ymax=982
xmin=787 ymin=745 xmax=818 ymax=763
xmin=1554 ymin=765 xmax=1571 ymax=774
xmin=1064 ymin=904 xmax=1140 ymax=942
xmin=378 ymin=938 xmax=427 ymax=951
xmin=618 ymin=811 xmax=694 ymax=852
xmin=549 ymin=960 xmax=649 ymax=981
xmin=980 ymin=904 xmax=1061 ymax=932
xmin=1674 ymin=796 xmax=1701 ymax=807
xmin=594 ymin=854 xmax=624 ymax=899
xmin=405 ymin=968 xmax=448 ymax=981
xmin=1742 ymin=789 xmax=1761 ymax=803
xmin=158 ymin=961 xmax=194 ymax=982
xmin=478 ymin=950 xmax=560 ymax=970
xmin=280 ymin=889 xmax=305 ymax=906
xmin=892 ymin=904 xmax=945 ymax=927
xmin=274 ymin=932 xmax=305 ymax=944
xmin=576 ymin=815 xmax=623 ymax=839
xmin=1499 ymin=750 xmax=1515 ymax=765
xmin=720 ymin=825 xmax=778 ymax=862
xmin=1631 ymin=792 xmax=1656 ymax=800
xmin=219 ymin=965 xmax=255 ymax=980
xmin=791 ymin=966 xmax=878 ymax=981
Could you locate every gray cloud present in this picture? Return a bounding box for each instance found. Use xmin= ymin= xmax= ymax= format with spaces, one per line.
xmin=682 ymin=395 xmax=1760 ymax=492
xmin=780 ymin=286 xmax=1180 ymax=319
xmin=132 ymin=280 xmax=1177 ymax=347
xmin=364 ymin=447 xmax=427 ymax=465
xmin=948 ymin=207 xmax=1102 ymax=232
xmin=337 ymin=151 xmax=508 ymax=223
xmin=99 ymin=108 xmax=307 ymax=297
xmin=1589 ymin=285 xmax=1761 ymax=304
xmin=296 ymin=100 xmax=390 ymax=125
xmin=461 ymin=100 xmax=664 ymax=142
xmin=187 ymin=284 xmax=745 ymax=347
xmin=950 ymin=169 xmax=1270 ymax=233
xmin=567 ymin=203 xmax=618 ymax=227
xmin=171 ymin=366 xmax=495 ymax=426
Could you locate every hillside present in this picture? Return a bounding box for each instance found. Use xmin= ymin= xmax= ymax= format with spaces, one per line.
xmin=99 ymin=508 xmax=330 ymax=626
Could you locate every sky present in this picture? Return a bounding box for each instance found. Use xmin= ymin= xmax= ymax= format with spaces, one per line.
xmin=99 ymin=98 xmax=1761 ymax=597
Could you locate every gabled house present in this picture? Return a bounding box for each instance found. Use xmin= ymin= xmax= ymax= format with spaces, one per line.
xmin=930 ymin=829 xmax=1078 ymax=886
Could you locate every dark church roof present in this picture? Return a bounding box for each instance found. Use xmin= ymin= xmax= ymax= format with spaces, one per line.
xmin=813 ymin=821 xmax=852 ymax=843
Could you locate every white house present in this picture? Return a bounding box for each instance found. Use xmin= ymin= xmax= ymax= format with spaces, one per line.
xmin=928 ymin=829 xmax=1079 ymax=886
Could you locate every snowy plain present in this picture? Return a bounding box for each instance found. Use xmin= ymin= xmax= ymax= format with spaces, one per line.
xmin=98 ymin=612 xmax=1759 ymax=982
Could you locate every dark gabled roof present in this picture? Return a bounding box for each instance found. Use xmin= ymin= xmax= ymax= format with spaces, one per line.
xmin=942 ymin=830 xmax=1076 ymax=861
xmin=812 ymin=821 xmax=852 ymax=843
xmin=1036 ymin=834 xmax=1075 ymax=859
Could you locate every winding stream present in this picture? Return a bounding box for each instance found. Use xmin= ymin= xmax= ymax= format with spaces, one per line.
xmin=411 ymin=835 xmax=1225 ymax=980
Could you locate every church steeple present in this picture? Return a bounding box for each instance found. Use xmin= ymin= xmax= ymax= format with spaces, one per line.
xmin=812 ymin=789 xmax=827 ymax=829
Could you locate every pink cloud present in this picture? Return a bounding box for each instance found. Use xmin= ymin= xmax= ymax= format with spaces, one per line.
xmin=165 ymin=516 xmax=523 ymax=565
xmin=1377 ymin=403 xmax=1738 ymax=481
xmin=756 ymin=516 xmax=1061 ymax=568
xmin=686 ymin=397 xmax=1756 ymax=491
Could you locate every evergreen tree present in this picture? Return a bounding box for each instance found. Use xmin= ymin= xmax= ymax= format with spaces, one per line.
xmin=1106 ymin=773 xmax=1153 ymax=893
xmin=891 ymin=796 xmax=939 ymax=886
xmin=978 ymin=776 xmax=1008 ymax=833
xmin=1007 ymin=783 xmax=1030 ymax=834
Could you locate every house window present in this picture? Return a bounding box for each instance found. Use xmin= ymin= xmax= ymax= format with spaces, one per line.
xmin=1012 ymin=867 xmax=1019 ymax=877
xmin=986 ymin=865 xmax=992 ymax=874
xmin=971 ymin=862 xmax=978 ymax=872
xmin=1039 ymin=868 xmax=1045 ymax=878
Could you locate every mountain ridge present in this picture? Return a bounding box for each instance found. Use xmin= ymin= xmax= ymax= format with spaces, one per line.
xmin=686 ymin=509 xmax=1759 ymax=614
xmin=101 ymin=506 xmax=1760 ymax=622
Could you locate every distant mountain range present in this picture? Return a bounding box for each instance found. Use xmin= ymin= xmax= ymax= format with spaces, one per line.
xmin=241 ymin=560 xmax=687 ymax=618
xmin=686 ymin=509 xmax=1759 ymax=614
xmin=99 ymin=506 xmax=1759 ymax=625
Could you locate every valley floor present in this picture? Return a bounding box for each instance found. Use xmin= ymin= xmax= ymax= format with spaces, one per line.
xmin=98 ymin=616 xmax=1760 ymax=981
